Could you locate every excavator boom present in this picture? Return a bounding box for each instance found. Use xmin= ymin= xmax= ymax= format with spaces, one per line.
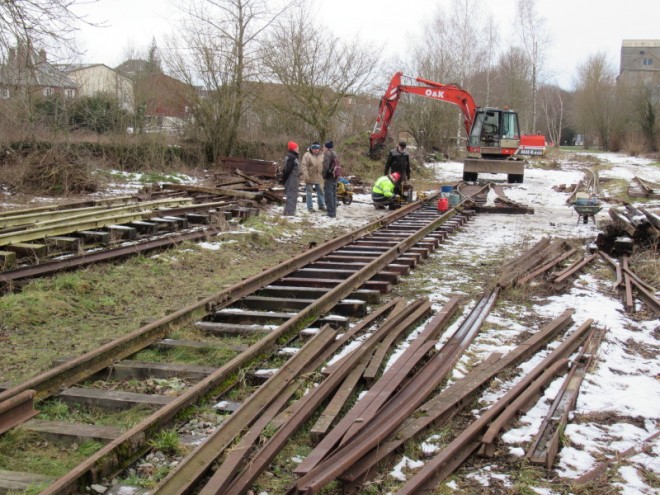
xmin=369 ymin=72 xmax=477 ymax=156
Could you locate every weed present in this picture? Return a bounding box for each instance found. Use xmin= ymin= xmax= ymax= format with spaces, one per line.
xmin=148 ymin=429 xmax=182 ymax=455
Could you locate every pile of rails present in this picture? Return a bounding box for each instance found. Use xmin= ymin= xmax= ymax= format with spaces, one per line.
xmin=0 ymin=188 xmax=260 ymax=288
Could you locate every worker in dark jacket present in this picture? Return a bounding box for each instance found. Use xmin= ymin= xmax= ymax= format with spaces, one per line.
xmin=384 ymin=141 xmax=410 ymax=181
xmin=322 ymin=140 xmax=339 ymax=219
xmin=283 ymin=141 xmax=300 ymax=216
xmin=372 ymin=172 xmax=401 ymax=209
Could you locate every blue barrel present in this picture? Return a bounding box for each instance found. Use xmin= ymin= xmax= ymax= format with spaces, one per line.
xmin=440 ymin=185 xmax=453 ymax=199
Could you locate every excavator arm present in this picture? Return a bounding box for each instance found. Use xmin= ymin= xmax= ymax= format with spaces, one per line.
xmin=369 ymin=72 xmax=478 ymax=157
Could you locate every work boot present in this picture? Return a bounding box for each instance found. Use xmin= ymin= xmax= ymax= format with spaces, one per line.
xmin=319 ymin=205 xmax=326 ymax=211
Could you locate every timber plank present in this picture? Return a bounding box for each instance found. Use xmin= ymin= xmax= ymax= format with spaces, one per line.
xmin=25 ymin=419 xmax=121 ymax=445
xmin=0 ymin=469 xmax=54 ymax=493
xmin=58 ymin=387 xmax=174 ymax=411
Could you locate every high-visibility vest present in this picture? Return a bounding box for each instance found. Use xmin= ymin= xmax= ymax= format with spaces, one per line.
xmin=372 ymin=175 xmax=396 ymax=197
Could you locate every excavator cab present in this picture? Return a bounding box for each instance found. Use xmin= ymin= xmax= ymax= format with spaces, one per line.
xmin=468 ymin=108 xmax=521 ymax=158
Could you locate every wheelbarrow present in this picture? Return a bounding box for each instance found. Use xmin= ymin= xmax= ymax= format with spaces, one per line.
xmin=573 ymin=203 xmax=602 ymax=224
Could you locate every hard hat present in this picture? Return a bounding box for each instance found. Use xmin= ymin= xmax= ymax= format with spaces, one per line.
xmin=391 ymin=172 xmax=401 ymax=181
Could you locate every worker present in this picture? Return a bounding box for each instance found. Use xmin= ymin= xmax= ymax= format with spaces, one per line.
xmin=372 ymin=172 xmax=401 ymax=209
xmin=384 ymin=141 xmax=411 ymax=182
xmin=282 ymin=141 xmax=300 ymax=216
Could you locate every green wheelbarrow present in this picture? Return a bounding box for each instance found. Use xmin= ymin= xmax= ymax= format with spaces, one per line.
xmin=573 ymin=203 xmax=602 ymax=224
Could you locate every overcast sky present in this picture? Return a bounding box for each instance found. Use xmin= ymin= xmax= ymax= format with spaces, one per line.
xmin=72 ymin=0 xmax=659 ymax=90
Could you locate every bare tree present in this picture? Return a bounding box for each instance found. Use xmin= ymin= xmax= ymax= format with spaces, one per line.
xmin=0 ymin=0 xmax=90 ymax=58
xmin=259 ymin=3 xmax=379 ymax=142
xmin=571 ymin=52 xmax=617 ymax=150
xmin=407 ymin=0 xmax=490 ymax=150
xmin=167 ymin=0 xmax=292 ymax=159
xmin=517 ymin=0 xmax=549 ymax=133
xmin=539 ymin=84 xmax=564 ymax=147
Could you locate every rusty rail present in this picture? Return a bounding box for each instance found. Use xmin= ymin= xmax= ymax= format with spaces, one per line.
xmin=526 ymin=327 xmax=604 ymax=467
xmin=189 ymin=298 xmax=430 ymax=495
xmin=150 ymin=204 xmax=465 ymax=494
xmin=292 ymin=288 xmax=500 ymax=493
xmin=0 ymin=198 xmax=430 ymax=405
xmin=339 ymin=309 xmax=579 ymax=486
xmin=553 ymin=252 xmax=599 ymax=284
xmin=0 ymin=390 xmax=38 ymax=435
xmin=394 ymin=319 xmax=594 ymax=494
xmin=0 ymin=227 xmax=223 ymax=288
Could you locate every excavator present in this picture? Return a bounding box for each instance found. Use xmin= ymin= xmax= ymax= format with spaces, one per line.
xmin=369 ymin=72 xmax=547 ymax=183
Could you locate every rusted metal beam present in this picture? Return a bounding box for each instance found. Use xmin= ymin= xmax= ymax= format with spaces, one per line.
xmin=480 ymin=359 xmax=571 ymax=455
xmin=0 ymin=228 xmax=224 ymax=287
xmin=599 ymin=251 xmax=623 ymax=288
xmin=526 ymin=327 xmax=604 ymax=468
xmin=553 ymin=252 xmax=599 ymax=284
xmin=517 ymin=247 xmax=578 ymax=285
xmin=293 ymin=290 xmax=497 ymax=492
xmin=339 ymin=309 xmax=579 ymax=485
xmin=201 ymin=299 xmax=430 ymax=495
xmin=391 ymin=320 xmax=594 ymax=495
xmin=0 ymin=390 xmax=38 ymax=435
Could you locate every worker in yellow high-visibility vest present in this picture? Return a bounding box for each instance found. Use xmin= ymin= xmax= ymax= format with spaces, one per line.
xmin=371 ymin=172 xmax=401 ymax=210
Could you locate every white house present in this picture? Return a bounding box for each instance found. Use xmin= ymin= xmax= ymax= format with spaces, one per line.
xmin=57 ymin=64 xmax=134 ymax=110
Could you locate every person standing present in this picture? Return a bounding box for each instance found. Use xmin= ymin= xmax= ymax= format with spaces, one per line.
xmin=322 ymin=140 xmax=339 ymax=219
xmin=301 ymin=142 xmax=326 ymax=212
xmin=282 ymin=141 xmax=300 ymax=217
xmin=384 ymin=141 xmax=411 ymax=183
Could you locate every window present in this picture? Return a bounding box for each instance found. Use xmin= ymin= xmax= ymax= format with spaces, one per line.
xmin=0 ymin=87 xmax=9 ymax=99
xmin=43 ymin=87 xmax=53 ymax=96
xmin=643 ymin=58 xmax=653 ymax=66
xmin=65 ymin=88 xmax=75 ymax=98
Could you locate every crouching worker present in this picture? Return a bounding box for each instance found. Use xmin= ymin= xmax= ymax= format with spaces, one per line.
xmin=372 ymin=172 xmax=401 ymax=209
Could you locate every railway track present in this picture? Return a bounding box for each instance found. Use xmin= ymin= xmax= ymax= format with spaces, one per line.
xmin=0 ymin=194 xmax=479 ymax=493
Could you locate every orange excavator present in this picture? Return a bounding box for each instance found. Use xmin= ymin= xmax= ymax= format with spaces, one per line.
xmin=369 ymin=72 xmax=547 ymax=183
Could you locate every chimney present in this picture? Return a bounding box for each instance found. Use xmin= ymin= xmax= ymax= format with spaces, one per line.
xmin=8 ymin=47 xmax=16 ymax=66
xmin=38 ymin=49 xmax=47 ymax=64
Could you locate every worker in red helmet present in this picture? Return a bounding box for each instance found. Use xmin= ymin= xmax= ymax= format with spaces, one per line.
xmin=372 ymin=172 xmax=401 ymax=210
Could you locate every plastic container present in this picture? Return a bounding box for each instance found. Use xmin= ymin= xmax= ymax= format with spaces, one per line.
xmin=448 ymin=193 xmax=461 ymax=207
xmin=440 ymin=185 xmax=453 ymax=198
xmin=438 ymin=197 xmax=449 ymax=212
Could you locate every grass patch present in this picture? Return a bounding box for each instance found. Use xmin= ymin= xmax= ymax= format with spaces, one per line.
xmin=0 ymin=427 xmax=102 ymax=476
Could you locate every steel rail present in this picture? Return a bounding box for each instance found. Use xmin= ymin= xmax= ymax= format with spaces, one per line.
xmin=0 ymin=198 xmax=192 ymax=229
xmin=553 ymin=252 xmax=599 ymax=284
xmin=518 ymin=247 xmax=577 ymax=285
xmin=622 ymin=256 xmax=635 ymax=311
xmin=339 ymin=309 xmax=578 ymax=484
xmin=394 ymin=320 xmax=595 ymax=495
xmin=0 ymin=196 xmax=136 ymax=219
xmin=525 ymin=327 xmax=604 ymax=467
xmin=214 ymin=300 xmax=434 ymax=495
xmin=41 ymin=200 xmax=461 ymax=494
xmin=480 ymin=358 xmax=572 ymax=454
xmin=154 ymin=206 xmax=461 ymax=494
xmin=0 ymin=197 xmax=432 ymax=406
xmin=0 ymin=228 xmax=223 ymax=287
xmin=204 ymin=299 xmax=406 ymax=492
xmin=395 ymin=359 xmax=571 ymax=495
xmin=293 ymin=288 xmax=499 ymax=493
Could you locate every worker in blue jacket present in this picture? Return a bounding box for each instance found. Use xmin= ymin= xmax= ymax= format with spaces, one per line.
xmin=372 ymin=172 xmax=401 ymax=209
